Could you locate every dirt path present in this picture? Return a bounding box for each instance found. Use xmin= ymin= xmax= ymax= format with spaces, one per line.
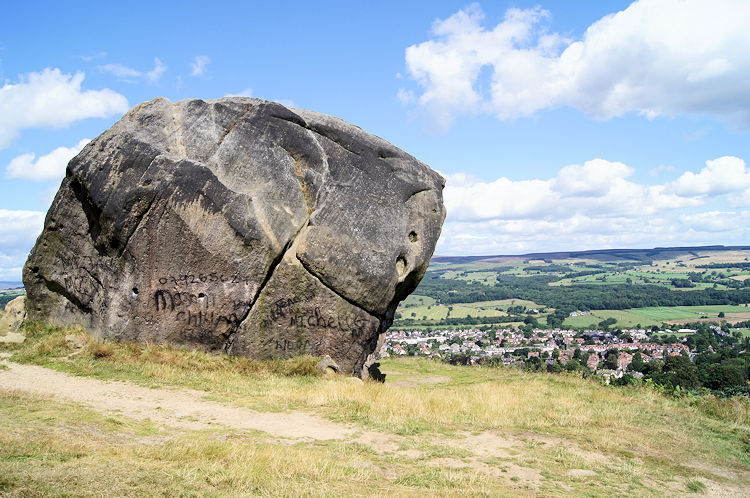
xmin=0 ymin=331 xmax=25 ymax=343
xmin=1 ymin=358 xmax=746 ymax=496
xmin=0 ymin=359 xmax=357 ymax=441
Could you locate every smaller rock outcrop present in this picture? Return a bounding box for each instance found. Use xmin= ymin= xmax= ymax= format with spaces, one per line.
xmin=0 ymin=296 xmax=26 ymax=343
xmin=316 ymin=355 xmax=340 ymax=375
xmin=0 ymin=296 xmax=25 ymax=334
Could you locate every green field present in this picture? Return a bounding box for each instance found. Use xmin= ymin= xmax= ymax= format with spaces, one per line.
xmin=409 ymin=248 xmax=750 ymax=330
xmin=564 ymin=310 xmax=652 ymax=328
xmin=400 ymin=294 xmax=437 ymax=307
xmin=400 ymin=287 xmax=750 ymax=331
xmin=630 ymin=305 xmax=750 ymax=321
xmin=454 ymin=271 xmax=500 ymax=284
xmin=462 ymin=299 xmax=541 ymax=309
xmin=396 ymin=298 xmax=544 ymax=326
xmin=562 ymin=305 xmax=750 ymax=329
xmin=392 ymin=320 xmax=526 ymax=331
xmin=400 ymin=303 xmax=507 ymax=321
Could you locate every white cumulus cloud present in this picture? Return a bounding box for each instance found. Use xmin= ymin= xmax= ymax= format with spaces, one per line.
xmin=402 ymin=0 xmax=750 ymax=129
xmin=97 ymin=63 xmax=142 ymax=79
xmin=679 ymin=211 xmax=746 ymax=233
xmin=98 ymin=57 xmax=167 ymax=84
xmin=437 ymin=156 xmax=750 ymax=255
xmin=0 ymin=209 xmax=44 ymax=248
xmin=190 ymin=55 xmax=210 ymax=76
xmin=274 ymin=99 xmax=295 ymax=108
xmin=0 ymin=209 xmax=45 ymax=280
xmin=551 ymin=159 xmax=633 ymax=198
xmin=0 ymin=68 xmax=127 ymax=151
xmin=5 ymin=138 xmax=90 ymax=182
xmin=80 ymin=51 xmax=107 ymax=62
xmin=444 ymin=158 xmax=700 ymax=223
xmin=146 ymin=58 xmax=167 ymax=84
xmin=668 ymin=156 xmax=750 ymax=198
xmin=225 ymin=88 xmax=253 ymax=98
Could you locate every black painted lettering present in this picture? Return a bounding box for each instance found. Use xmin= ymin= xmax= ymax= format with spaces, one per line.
xmin=154 ymin=290 xmax=174 ymax=311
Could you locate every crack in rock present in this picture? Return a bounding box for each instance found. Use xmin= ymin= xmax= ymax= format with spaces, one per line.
xmin=24 ymin=96 xmax=445 ymax=376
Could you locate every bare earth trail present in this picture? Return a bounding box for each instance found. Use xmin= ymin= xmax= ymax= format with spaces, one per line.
xmin=1 ymin=357 xmax=747 ymax=496
xmin=0 ymin=359 xmax=357 ymax=441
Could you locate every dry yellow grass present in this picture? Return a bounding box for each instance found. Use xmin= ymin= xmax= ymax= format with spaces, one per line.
xmin=1 ymin=323 xmax=748 ymax=496
xmin=0 ymin=390 xmax=515 ymax=496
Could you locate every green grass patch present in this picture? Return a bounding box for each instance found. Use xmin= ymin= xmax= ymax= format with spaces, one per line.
xmin=563 ymin=310 xmax=656 ymax=328
xmin=463 ymin=299 xmax=541 ymax=309
xmin=453 ymin=271 xmax=499 ymax=285
xmin=685 ymin=479 xmax=707 ymax=493
xmin=630 ymin=305 xmax=750 ymax=321
xmin=399 ymin=303 xmax=506 ymax=321
xmin=560 ymin=305 xmax=750 ymax=328
xmin=400 ymin=294 xmax=437 ymax=307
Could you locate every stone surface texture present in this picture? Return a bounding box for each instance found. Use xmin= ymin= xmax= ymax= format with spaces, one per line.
xmin=23 ymin=97 xmax=445 ymax=377
xmin=0 ymin=296 xmax=26 ymax=335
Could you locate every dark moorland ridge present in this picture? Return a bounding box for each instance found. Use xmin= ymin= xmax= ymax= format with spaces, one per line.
xmin=0 ymin=282 xmax=23 ymax=290
xmin=431 ymin=245 xmax=750 ymax=264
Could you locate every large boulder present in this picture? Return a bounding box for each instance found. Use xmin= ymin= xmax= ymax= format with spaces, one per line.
xmin=23 ymin=97 xmax=445 ymax=376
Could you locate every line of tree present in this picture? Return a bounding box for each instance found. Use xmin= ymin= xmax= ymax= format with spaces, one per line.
xmin=414 ymin=274 xmax=750 ymax=310
xmin=393 ymin=315 xmax=522 ymax=327
xmin=697 ymin=262 xmax=750 ymax=269
xmin=563 ymin=269 xmax=608 ymax=279
xmin=523 ymin=264 xmax=573 ymax=273
xmin=624 ymin=323 xmax=749 ymax=395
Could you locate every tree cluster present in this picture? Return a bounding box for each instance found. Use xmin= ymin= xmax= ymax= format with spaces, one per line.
xmin=414 ymin=273 xmax=750 ymax=311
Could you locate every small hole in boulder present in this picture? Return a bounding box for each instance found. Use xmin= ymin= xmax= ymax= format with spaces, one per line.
xmin=131 ymin=287 xmax=139 ymax=298
xmin=409 ymin=231 xmax=418 ymax=242
xmin=198 ymin=293 xmax=206 ymax=303
xmin=396 ymin=256 xmax=407 ymax=277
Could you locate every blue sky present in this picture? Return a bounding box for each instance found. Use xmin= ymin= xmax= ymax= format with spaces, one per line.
xmin=1 ymin=0 xmax=750 ymax=279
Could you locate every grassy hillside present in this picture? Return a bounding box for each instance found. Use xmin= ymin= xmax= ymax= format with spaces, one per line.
xmin=396 ymin=246 xmax=750 ymax=329
xmin=1 ymin=323 xmax=748 ymax=496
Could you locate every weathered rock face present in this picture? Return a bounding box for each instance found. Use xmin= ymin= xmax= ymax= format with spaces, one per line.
xmin=0 ymin=295 xmax=26 ymax=336
xmin=23 ymin=97 xmax=445 ymax=376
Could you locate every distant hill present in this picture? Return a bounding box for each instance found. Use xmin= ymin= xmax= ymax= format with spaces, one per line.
xmin=432 ymin=244 xmax=750 ymax=265
xmin=0 ymin=281 xmax=23 ymax=290
xmin=396 ymin=244 xmax=750 ymax=329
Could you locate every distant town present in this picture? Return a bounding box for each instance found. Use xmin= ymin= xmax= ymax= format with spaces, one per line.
xmin=380 ymin=323 xmax=730 ymax=382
